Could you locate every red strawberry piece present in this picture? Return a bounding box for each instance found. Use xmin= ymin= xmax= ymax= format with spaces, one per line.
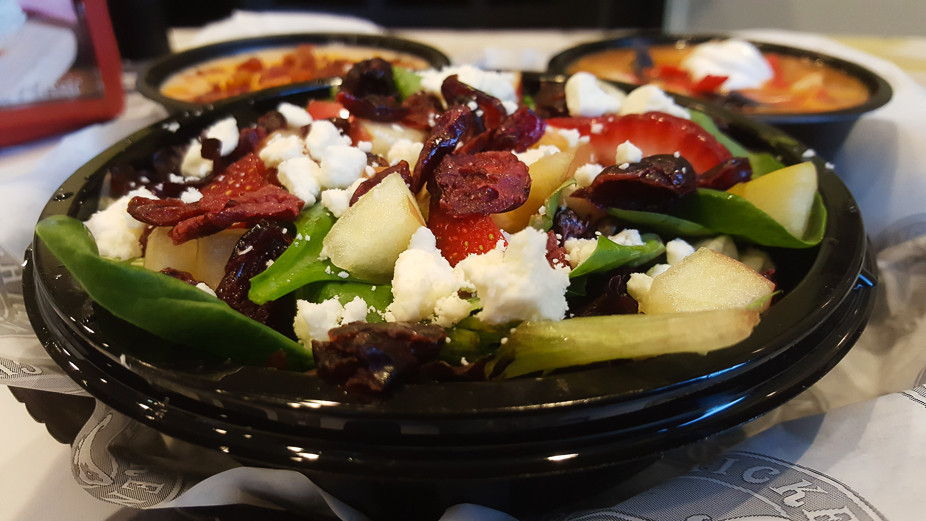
xmin=201 ymin=153 xmax=271 ymax=203
xmin=427 ymin=202 xmax=506 ymax=266
xmin=306 ymin=99 xmax=347 ymax=120
xmin=546 ymin=111 xmax=732 ymax=175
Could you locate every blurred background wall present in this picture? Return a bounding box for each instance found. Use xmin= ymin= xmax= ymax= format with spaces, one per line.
xmin=664 ymin=0 xmax=926 ymax=36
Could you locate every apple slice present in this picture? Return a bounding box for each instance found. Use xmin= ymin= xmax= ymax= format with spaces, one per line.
xmin=639 ymin=247 xmax=775 ymax=314
xmin=355 ymin=120 xmax=426 ymax=156
xmin=321 ymin=172 xmax=425 ymax=282
xmin=726 ymin=161 xmax=817 ymax=239
xmin=491 ymin=307 xmax=760 ymax=378
xmin=144 ymin=227 xmax=244 ymax=288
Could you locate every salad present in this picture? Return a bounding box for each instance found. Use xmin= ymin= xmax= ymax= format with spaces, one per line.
xmin=35 ymin=59 xmax=826 ymax=396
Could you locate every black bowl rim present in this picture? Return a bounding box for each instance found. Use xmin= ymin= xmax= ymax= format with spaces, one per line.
xmin=546 ymin=30 xmax=893 ymax=123
xmin=25 ymin=75 xmax=875 ymax=468
xmin=136 ymin=32 xmax=451 ymax=113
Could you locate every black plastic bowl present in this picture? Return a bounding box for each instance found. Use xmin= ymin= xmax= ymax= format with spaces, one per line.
xmin=24 ymin=75 xmax=877 ymax=520
xmin=548 ymin=32 xmax=893 ymax=159
xmin=137 ymin=32 xmax=450 ymax=113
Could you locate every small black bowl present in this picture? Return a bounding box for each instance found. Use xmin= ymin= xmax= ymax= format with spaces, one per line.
xmin=548 ymin=32 xmax=893 ymax=159
xmin=137 ymin=32 xmax=450 ymax=113
xmin=24 ymin=75 xmax=877 ymax=520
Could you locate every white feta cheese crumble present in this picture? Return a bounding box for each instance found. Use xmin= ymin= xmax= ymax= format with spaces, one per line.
xmin=665 ymin=238 xmax=696 ymax=265
xmin=564 ymin=71 xmax=625 ymax=117
xmin=626 ymin=272 xmax=654 ymax=303
xmin=276 ymin=102 xmax=312 ymax=129
xmin=180 ymin=187 xmax=203 ymax=203
xmin=454 ymin=227 xmax=570 ymax=324
xmin=619 ymin=84 xmax=690 ymax=119
xmin=180 ymin=141 xmax=213 ymax=179
xmin=419 ymin=65 xmax=519 ymax=107
xmin=646 ymin=263 xmax=671 ymax=277
xmin=386 ymin=227 xmax=472 ymax=327
xmin=514 ymin=144 xmax=561 ymax=167
xmin=317 ymin=144 xmax=368 ymax=189
xmin=614 ymin=140 xmax=643 ymax=164
xmin=259 ymin=134 xmax=305 ymax=168
xmin=304 ymin=120 xmax=352 ymax=160
xmin=320 ymin=178 xmax=364 ymax=218
xmin=204 ymin=117 xmax=240 ymax=157
xmin=574 ymin=162 xmax=604 ymax=187
xmin=293 ymin=296 xmax=369 ymax=345
xmin=195 ymin=282 xmax=216 ymax=296
xmin=563 ymin=228 xmax=645 ymax=268
xmin=551 ymin=127 xmax=584 ymax=149
xmin=277 ymin=156 xmax=322 ymax=205
xmin=84 ymin=187 xmax=155 ymax=260
xmin=386 ymin=139 xmax=424 ymax=169
xmin=679 ymin=39 xmax=773 ymax=91
xmin=695 ymin=235 xmax=739 ymax=260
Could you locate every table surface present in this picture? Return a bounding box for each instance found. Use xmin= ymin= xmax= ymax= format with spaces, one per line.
xmin=2 ymin=26 xmax=925 ymax=521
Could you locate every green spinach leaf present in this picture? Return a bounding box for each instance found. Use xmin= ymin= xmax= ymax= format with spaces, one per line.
xmin=249 ymin=204 xmax=364 ymax=304
xmin=35 ymin=215 xmax=313 ymax=370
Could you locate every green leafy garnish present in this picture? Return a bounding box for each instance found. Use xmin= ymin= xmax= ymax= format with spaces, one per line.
xmin=296 ymin=281 xmax=392 ymax=323
xmin=531 ymin=178 xmax=577 ymax=231
xmin=607 ymin=189 xmax=826 ymax=248
xmin=690 ymin=110 xmax=785 ymax=176
xmin=34 ymin=215 xmax=313 ymax=370
xmin=249 ymin=204 xmax=362 ymax=305
xmin=393 ymin=66 xmax=423 ymax=100
xmin=568 ymin=233 xmax=665 ymax=279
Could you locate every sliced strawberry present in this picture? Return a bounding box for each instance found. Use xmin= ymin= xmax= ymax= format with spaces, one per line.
xmin=201 ymin=153 xmax=271 ymax=202
xmin=306 ymin=99 xmax=347 ymax=120
xmin=428 ymin=203 xmax=506 ymax=266
xmin=691 ymin=74 xmax=728 ymax=94
xmin=546 ymin=112 xmax=732 ymax=174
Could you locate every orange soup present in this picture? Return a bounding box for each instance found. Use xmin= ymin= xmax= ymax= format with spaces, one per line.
xmin=161 ymin=44 xmax=432 ymax=104
xmin=565 ymin=43 xmax=871 ymax=114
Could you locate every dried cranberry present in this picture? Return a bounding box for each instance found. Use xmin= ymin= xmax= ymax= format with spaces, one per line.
xmin=257 ymin=110 xmax=287 ymax=134
xmin=441 ymin=74 xmax=507 ymax=131
xmin=552 ymin=207 xmax=592 ymax=241
xmin=698 ymin=157 xmax=752 ymax=190
xmin=336 ymin=90 xmax=408 ymax=122
xmin=572 ymin=273 xmax=639 ymax=317
xmin=340 ymin=57 xmax=400 ymax=99
xmin=432 ymin=151 xmax=531 ymax=216
xmin=349 ymin=161 xmax=412 ymax=206
xmin=485 ymin=106 xmax=546 ymax=153
xmin=312 ymin=322 xmax=447 ymax=395
xmin=215 ymin=221 xmax=293 ymax=328
xmin=572 ymin=154 xmax=697 ymax=212
xmin=412 ymin=104 xmax=474 ymax=194
xmin=400 ymin=91 xmax=443 ymax=130
xmin=532 ymin=81 xmax=568 ymax=118
xmin=545 ymin=229 xmax=569 ymax=268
